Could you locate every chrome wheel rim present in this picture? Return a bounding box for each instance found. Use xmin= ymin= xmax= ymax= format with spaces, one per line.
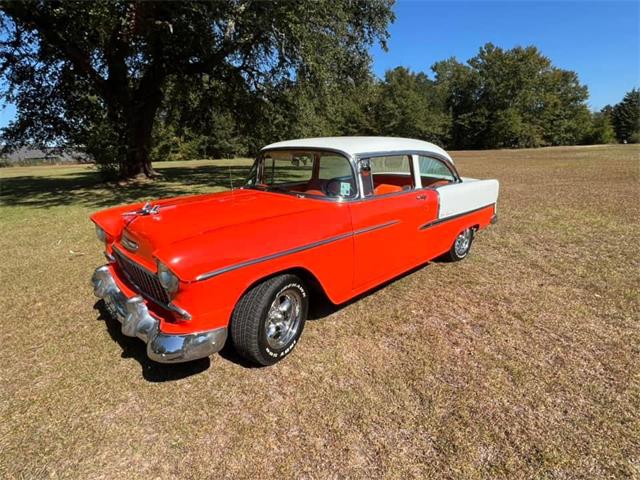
xmin=454 ymin=229 xmax=472 ymax=257
xmin=265 ymin=289 xmax=302 ymax=350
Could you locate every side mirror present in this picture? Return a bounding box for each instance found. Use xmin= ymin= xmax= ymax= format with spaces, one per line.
xmin=359 ymin=158 xmax=373 ymax=196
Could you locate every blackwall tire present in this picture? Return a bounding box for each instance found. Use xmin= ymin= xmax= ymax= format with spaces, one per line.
xmin=230 ymin=274 xmax=308 ymax=366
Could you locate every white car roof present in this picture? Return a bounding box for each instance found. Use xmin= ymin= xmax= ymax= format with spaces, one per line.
xmin=262 ymin=136 xmax=453 ymax=163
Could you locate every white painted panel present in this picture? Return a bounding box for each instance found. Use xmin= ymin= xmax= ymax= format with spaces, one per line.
xmin=436 ymin=179 xmax=499 ymax=219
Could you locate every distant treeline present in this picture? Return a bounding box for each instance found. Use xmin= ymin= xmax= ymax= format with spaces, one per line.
xmin=3 ymin=3 xmax=639 ymax=179
xmin=151 ymin=43 xmax=640 ymax=161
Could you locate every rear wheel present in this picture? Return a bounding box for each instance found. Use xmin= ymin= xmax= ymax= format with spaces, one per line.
xmin=230 ymin=274 xmax=308 ymax=366
xmin=445 ymin=228 xmax=474 ymax=261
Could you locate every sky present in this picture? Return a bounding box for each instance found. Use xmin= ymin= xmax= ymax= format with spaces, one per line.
xmin=1 ymin=0 xmax=638 ymax=128
xmin=371 ymin=0 xmax=639 ymax=110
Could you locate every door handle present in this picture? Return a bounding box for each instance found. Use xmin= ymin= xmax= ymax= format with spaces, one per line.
xmin=416 ymin=194 xmax=427 ymax=200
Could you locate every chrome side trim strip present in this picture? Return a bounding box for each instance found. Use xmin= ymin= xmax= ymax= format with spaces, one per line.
xmin=419 ymin=203 xmax=495 ymax=230
xmin=195 ymin=232 xmax=352 ymax=281
xmin=195 ymin=220 xmax=400 ymax=281
xmin=353 ymin=220 xmax=400 ymax=236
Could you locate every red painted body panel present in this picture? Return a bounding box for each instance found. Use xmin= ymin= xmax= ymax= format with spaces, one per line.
xmin=91 ymin=188 xmax=495 ymax=336
xmin=349 ymin=189 xmax=439 ymax=288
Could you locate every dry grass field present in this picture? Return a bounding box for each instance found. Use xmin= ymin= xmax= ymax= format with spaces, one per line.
xmin=0 ymin=145 xmax=638 ymax=479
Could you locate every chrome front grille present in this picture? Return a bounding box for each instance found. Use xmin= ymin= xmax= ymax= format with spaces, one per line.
xmin=113 ymin=248 xmax=170 ymax=305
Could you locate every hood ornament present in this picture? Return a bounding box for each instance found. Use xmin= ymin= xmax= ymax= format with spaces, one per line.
xmin=123 ymin=202 xmax=160 ymax=217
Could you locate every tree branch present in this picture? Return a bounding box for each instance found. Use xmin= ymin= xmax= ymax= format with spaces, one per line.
xmin=3 ymin=4 xmax=110 ymax=100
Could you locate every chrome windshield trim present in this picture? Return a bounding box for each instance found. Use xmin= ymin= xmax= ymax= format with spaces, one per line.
xmin=260 ymin=145 xmax=356 ymax=163
xmin=419 ymin=204 xmax=495 ymax=230
xmin=246 ymin=147 xmax=360 ymax=202
xmin=195 ymin=220 xmax=400 ymax=282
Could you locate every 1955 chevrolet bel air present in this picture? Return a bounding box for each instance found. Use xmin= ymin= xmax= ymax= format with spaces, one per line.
xmin=91 ymin=137 xmax=499 ymax=365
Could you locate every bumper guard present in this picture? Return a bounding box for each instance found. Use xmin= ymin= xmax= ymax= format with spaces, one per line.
xmin=91 ymin=266 xmax=226 ymax=363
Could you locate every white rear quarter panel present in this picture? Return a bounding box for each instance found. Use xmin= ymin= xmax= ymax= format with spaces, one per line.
xmin=436 ymin=178 xmax=499 ymax=219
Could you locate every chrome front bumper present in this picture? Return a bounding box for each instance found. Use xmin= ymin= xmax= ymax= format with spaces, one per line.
xmin=91 ymin=266 xmax=227 ymax=363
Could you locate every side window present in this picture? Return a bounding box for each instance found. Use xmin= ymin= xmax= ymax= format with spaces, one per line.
xmin=318 ymin=155 xmax=352 ymax=180
xmin=317 ymin=153 xmax=356 ymax=198
xmin=363 ymin=155 xmax=414 ymax=196
xmin=418 ymin=156 xmax=456 ymax=187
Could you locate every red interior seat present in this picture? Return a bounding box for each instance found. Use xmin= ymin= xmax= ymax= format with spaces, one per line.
xmin=374 ymin=184 xmax=403 ymax=195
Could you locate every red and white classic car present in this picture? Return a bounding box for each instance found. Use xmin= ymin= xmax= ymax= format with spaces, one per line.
xmin=91 ymin=137 xmax=499 ymax=365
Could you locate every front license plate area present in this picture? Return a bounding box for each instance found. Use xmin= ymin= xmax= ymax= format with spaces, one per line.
xmin=104 ymin=291 xmax=128 ymax=321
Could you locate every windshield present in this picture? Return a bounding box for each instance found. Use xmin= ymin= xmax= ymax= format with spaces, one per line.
xmin=245 ymin=149 xmax=356 ymax=199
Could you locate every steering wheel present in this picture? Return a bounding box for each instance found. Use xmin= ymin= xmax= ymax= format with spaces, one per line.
xmin=322 ymin=177 xmax=354 ymax=198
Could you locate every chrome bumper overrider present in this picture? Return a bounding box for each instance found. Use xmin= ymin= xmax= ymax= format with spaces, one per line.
xmin=91 ymin=266 xmax=227 ymax=363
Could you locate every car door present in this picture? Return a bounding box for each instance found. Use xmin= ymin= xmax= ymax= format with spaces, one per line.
xmin=415 ymin=154 xmax=464 ymax=256
xmin=349 ymin=154 xmax=436 ymax=290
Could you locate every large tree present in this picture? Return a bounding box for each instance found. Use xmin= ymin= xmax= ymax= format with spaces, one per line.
xmin=372 ymin=67 xmax=450 ymax=146
xmin=611 ymin=88 xmax=640 ymax=143
xmin=0 ymin=0 xmax=393 ymax=178
xmin=583 ymin=109 xmax=616 ymax=145
xmin=433 ymin=44 xmax=591 ymax=149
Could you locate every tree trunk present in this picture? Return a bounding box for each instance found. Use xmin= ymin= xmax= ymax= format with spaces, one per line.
xmin=121 ymin=80 xmax=164 ymax=179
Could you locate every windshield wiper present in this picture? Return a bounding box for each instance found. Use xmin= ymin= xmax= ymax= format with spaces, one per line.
xmin=265 ymin=185 xmax=289 ymax=193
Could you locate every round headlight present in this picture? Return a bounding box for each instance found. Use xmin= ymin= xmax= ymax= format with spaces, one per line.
xmin=157 ymin=261 xmax=179 ymax=297
xmin=95 ymin=225 xmax=107 ymax=243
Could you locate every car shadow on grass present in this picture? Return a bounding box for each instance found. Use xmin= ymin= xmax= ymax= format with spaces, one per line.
xmin=94 ymin=301 xmax=211 ymax=382
xmin=307 ymin=261 xmax=432 ymax=320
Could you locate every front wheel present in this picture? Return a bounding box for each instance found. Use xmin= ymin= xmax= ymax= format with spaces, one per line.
xmin=445 ymin=228 xmax=474 ymax=261
xmin=230 ymin=274 xmax=308 ymax=366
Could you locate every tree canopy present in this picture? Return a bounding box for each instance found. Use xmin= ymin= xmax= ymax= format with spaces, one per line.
xmin=433 ymin=44 xmax=591 ymax=149
xmin=611 ymin=88 xmax=640 ymax=144
xmin=0 ymin=0 xmax=394 ymax=177
xmin=1 ymin=3 xmax=634 ymax=178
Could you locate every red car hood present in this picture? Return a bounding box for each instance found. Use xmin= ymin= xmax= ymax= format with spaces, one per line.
xmin=119 ymin=189 xmax=323 ymax=263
